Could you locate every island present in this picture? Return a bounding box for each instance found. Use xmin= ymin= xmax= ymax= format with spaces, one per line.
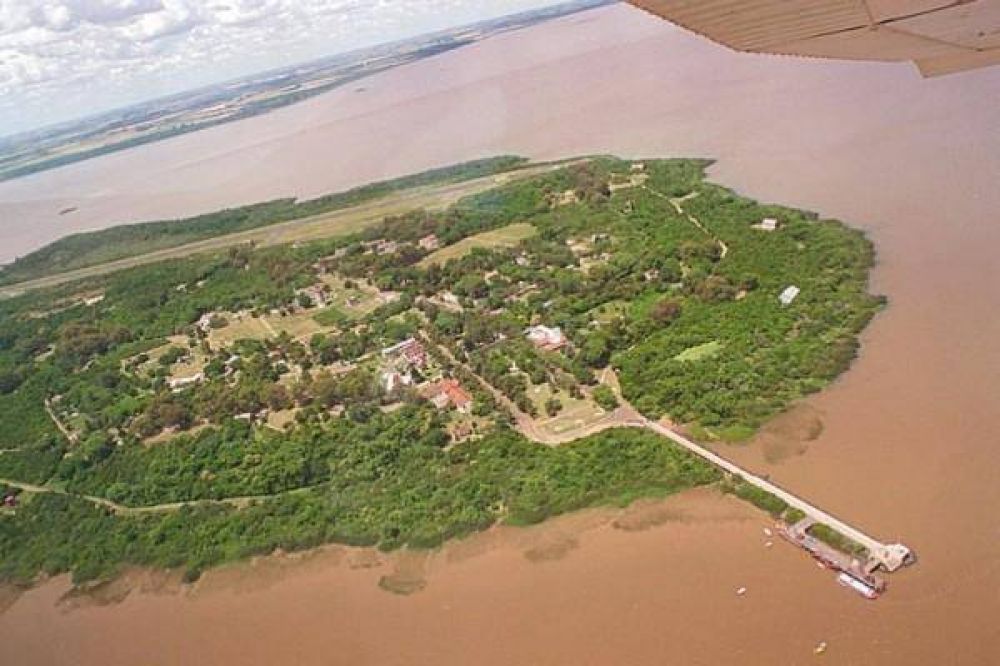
xmin=0 ymin=156 xmax=887 ymax=588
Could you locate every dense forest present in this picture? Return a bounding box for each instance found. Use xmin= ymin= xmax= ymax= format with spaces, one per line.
xmin=0 ymin=155 xmax=881 ymax=584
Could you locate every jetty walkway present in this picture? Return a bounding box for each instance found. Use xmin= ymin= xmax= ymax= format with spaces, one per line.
xmin=632 ymin=418 xmax=914 ymax=573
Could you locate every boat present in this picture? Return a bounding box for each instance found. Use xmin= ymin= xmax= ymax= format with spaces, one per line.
xmin=836 ymin=572 xmax=880 ymax=600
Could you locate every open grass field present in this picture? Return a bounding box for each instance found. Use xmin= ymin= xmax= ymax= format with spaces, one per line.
xmin=526 ymin=381 xmax=609 ymax=438
xmin=315 ymin=274 xmax=387 ymax=320
xmin=674 ymin=340 xmax=723 ymax=362
xmin=206 ymin=315 xmax=274 ymax=348
xmin=418 ymin=223 xmax=537 ymax=267
xmin=207 ymin=309 xmax=336 ymax=346
xmin=137 ymin=336 xmax=208 ymax=382
xmin=589 ymin=299 xmax=629 ymax=324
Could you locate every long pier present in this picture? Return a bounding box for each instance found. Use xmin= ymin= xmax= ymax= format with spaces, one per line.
xmin=634 ymin=419 xmax=914 ymax=573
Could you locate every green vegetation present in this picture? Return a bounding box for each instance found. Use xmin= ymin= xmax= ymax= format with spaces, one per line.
xmin=674 ymin=340 xmax=722 ymax=362
xmin=721 ymin=478 xmax=788 ymax=517
xmin=0 ymin=426 xmax=718 ymax=584
xmin=783 ymin=507 xmax=807 ymax=524
xmin=0 ymin=156 xmax=527 ymax=285
xmin=0 ymin=155 xmax=880 ymax=586
xmin=808 ymin=523 xmax=868 ymax=557
xmin=592 ymin=385 xmax=619 ymax=410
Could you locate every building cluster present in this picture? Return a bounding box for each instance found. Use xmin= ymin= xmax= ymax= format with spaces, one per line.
xmin=363 ymin=239 xmax=399 ymax=255
xmin=378 ymin=337 xmax=474 ymax=414
xmin=295 ymin=284 xmax=330 ymax=308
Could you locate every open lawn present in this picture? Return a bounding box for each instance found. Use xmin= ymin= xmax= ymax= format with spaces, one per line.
xmin=206 ymin=314 xmax=274 ymax=347
xmin=266 ymin=409 xmax=299 ymax=431
xmin=314 ymin=274 xmax=387 ymax=320
xmin=674 ymin=340 xmax=723 ymax=363
xmin=207 ymin=309 xmax=335 ymax=347
xmin=527 ymin=381 xmax=609 ymax=438
xmin=589 ymin=300 xmax=629 ymax=324
xmin=419 ymin=223 xmax=536 ymax=267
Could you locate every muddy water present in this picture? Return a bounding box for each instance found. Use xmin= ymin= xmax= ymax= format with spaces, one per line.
xmin=2 ymin=3 xmax=999 ymax=664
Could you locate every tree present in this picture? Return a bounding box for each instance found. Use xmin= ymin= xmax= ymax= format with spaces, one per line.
xmin=650 ymin=298 xmax=681 ymax=325
xmin=544 ymin=397 xmax=563 ymax=417
xmin=579 ymin=334 xmax=610 ymax=368
xmin=592 ymin=385 xmax=618 ymax=410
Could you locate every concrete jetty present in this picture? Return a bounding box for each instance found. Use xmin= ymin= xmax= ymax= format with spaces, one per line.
xmin=635 ymin=419 xmax=915 ymax=573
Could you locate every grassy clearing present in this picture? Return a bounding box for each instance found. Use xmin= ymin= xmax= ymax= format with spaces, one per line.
xmin=206 ymin=309 xmax=334 ymax=347
xmin=589 ymin=300 xmax=629 ymax=324
xmin=206 ymin=315 xmax=274 ymax=347
xmin=526 ymin=382 xmax=608 ymax=437
xmin=419 ymin=223 xmax=536 ymax=267
xmin=674 ymin=340 xmax=723 ymax=362
xmin=314 ymin=274 xmax=385 ymax=320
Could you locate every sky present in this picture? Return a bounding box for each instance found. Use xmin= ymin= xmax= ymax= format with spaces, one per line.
xmin=0 ymin=0 xmax=568 ymax=136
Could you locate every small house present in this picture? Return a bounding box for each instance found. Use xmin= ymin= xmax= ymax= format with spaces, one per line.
xmin=440 ymin=379 xmax=472 ymax=414
xmin=381 ymin=338 xmax=427 ymax=369
xmin=418 ymin=234 xmax=440 ymax=251
xmin=758 ymin=218 xmax=779 ymax=232
xmin=168 ymin=372 xmax=204 ymax=391
xmin=421 ymin=379 xmax=472 ymax=413
xmin=381 ymin=370 xmax=413 ymax=395
xmin=779 ymin=285 xmax=801 ymax=306
xmin=526 ymin=325 xmax=568 ymax=351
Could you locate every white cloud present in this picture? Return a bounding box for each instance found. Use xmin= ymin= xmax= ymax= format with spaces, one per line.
xmin=0 ymin=0 xmax=566 ymax=135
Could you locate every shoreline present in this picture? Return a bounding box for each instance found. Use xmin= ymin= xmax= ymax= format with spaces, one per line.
xmin=1 ymin=484 xmax=760 ymax=612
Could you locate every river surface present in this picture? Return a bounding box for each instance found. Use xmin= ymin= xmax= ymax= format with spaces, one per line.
xmin=1 ymin=4 xmax=999 ymax=664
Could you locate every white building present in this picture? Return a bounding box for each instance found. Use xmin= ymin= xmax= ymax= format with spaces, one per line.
xmin=418 ymin=234 xmax=440 ymax=251
xmin=758 ymin=218 xmax=779 ymax=231
xmin=526 ymin=325 xmax=568 ymax=350
xmin=168 ymin=372 xmax=204 ymax=391
xmin=381 ymin=370 xmax=413 ymax=395
xmin=779 ymin=285 xmax=801 ymax=306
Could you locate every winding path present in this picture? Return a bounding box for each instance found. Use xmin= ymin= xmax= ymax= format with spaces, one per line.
xmin=0 ymin=476 xmax=323 ymax=516
xmin=645 ymin=187 xmax=729 ymax=259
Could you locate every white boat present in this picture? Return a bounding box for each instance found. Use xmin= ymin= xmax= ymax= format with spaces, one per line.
xmin=836 ymin=572 xmax=879 ymax=600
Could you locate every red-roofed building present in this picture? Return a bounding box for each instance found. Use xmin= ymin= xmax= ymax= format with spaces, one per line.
xmin=440 ymin=379 xmax=472 ymax=414
xmin=422 ymin=378 xmax=472 ymax=413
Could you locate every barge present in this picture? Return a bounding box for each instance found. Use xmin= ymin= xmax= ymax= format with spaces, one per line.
xmin=777 ymin=519 xmax=888 ymax=599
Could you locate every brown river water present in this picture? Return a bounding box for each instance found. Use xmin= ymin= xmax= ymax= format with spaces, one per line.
xmin=1 ymin=4 xmax=999 ymax=664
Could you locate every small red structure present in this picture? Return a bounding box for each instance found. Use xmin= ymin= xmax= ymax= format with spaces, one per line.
xmin=440 ymin=379 xmax=472 ymax=413
xmin=422 ymin=378 xmax=472 ymax=413
xmin=3 ymin=494 xmax=17 ymax=508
